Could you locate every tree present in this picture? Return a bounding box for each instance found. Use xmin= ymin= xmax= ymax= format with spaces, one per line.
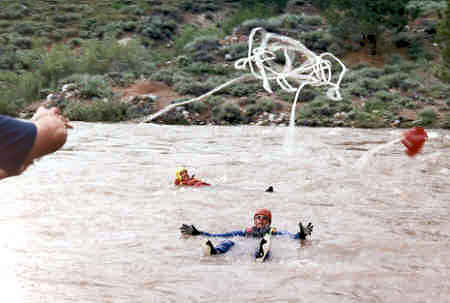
xmin=437 ymin=0 xmax=450 ymax=82
xmin=325 ymin=0 xmax=419 ymax=55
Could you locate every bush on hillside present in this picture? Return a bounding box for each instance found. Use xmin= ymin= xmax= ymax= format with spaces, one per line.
xmin=63 ymin=99 xmax=128 ymax=122
xmin=212 ymin=103 xmax=243 ymax=124
xmin=418 ymin=108 xmax=438 ymax=125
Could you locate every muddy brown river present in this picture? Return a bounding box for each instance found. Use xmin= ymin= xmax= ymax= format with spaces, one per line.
xmin=1 ymin=123 xmax=449 ymax=303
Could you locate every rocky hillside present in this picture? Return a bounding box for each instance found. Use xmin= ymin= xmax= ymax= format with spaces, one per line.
xmin=0 ymin=0 xmax=449 ymax=128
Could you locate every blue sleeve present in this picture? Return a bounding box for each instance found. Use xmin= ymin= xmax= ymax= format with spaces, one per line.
xmin=0 ymin=115 xmax=37 ymax=175
xmin=272 ymin=230 xmax=299 ymax=239
xmin=200 ymin=230 xmax=246 ymax=237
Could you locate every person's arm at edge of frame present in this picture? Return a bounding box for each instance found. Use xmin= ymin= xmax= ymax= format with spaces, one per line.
xmin=0 ymin=107 xmax=72 ymax=180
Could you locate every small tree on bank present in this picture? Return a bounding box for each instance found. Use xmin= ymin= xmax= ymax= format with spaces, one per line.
xmin=325 ymin=0 xmax=419 ymax=55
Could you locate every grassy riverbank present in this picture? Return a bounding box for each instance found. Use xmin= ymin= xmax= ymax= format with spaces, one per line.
xmin=0 ymin=0 xmax=449 ymax=128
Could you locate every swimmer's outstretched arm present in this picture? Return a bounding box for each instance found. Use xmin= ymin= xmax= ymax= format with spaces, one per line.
xmin=179 ymin=224 xmax=245 ymax=237
xmin=272 ymin=222 xmax=313 ymax=240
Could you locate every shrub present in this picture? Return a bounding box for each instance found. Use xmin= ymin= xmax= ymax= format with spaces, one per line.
xmin=183 ymin=36 xmax=221 ymax=54
xmin=61 ymin=4 xmax=81 ymax=13
xmin=222 ymin=3 xmax=276 ymax=35
xmin=379 ymin=73 xmax=409 ymax=88
xmin=150 ymin=68 xmax=175 ymax=85
xmin=296 ymin=86 xmax=319 ymax=102
xmin=326 ymin=42 xmax=345 ymax=56
xmin=0 ymin=98 xmax=15 ymax=116
xmin=14 ymin=37 xmax=33 ymax=50
xmin=388 ymin=54 xmax=406 ymax=66
xmin=226 ymin=82 xmax=261 ymax=97
xmin=204 ymin=96 xmax=224 ymax=107
xmin=212 ymin=103 xmax=243 ymax=124
xmin=174 ymin=80 xmax=215 ymax=95
xmin=352 ymin=111 xmax=385 ymax=128
xmin=240 ymin=19 xmax=276 ymax=33
xmin=442 ymin=114 xmax=450 ymax=129
xmin=175 ymin=55 xmax=192 ymax=67
xmin=180 ymin=1 xmax=218 ymax=13
xmin=38 ymin=44 xmax=80 ymax=87
xmin=0 ymin=71 xmax=41 ymax=110
xmin=426 ymin=83 xmax=450 ymax=99
xmin=418 ymin=108 xmax=437 ymax=125
xmin=245 ymin=103 xmax=263 ymax=117
xmin=106 ymin=72 xmax=136 ymax=87
xmin=139 ymin=16 xmax=177 ymax=40
xmin=225 ymin=43 xmax=249 ymax=61
xmin=406 ymin=0 xmax=447 ymax=16
xmin=258 ymin=97 xmax=278 ymax=112
xmin=184 ymin=100 xmax=209 ymax=113
xmin=69 ymin=38 xmax=83 ymax=48
xmin=15 ymin=22 xmax=36 ymax=36
xmin=393 ymin=32 xmax=413 ymax=48
xmin=79 ymin=38 xmax=153 ymax=74
xmin=341 ymin=70 xmax=360 ymax=84
xmin=1 ymin=3 xmax=29 ymax=20
xmin=303 ymin=14 xmax=322 ymax=26
xmin=348 ymin=84 xmax=370 ymax=97
xmin=374 ymin=91 xmax=395 ymax=103
xmin=63 ymin=99 xmax=128 ymax=122
xmin=120 ymin=5 xmax=145 ymax=16
xmin=399 ymin=79 xmax=421 ymax=91
xmin=396 ymin=61 xmax=418 ymax=73
xmin=183 ymin=62 xmax=232 ymax=76
xmin=279 ymin=14 xmax=304 ymax=29
xmin=393 ymin=95 xmax=413 ymax=107
xmin=357 ymin=67 xmax=383 ymax=79
xmin=335 ymin=99 xmax=353 ymax=112
xmin=122 ymin=21 xmax=137 ymax=31
xmin=299 ymin=30 xmax=333 ymax=51
xmin=53 ymin=13 xmax=82 ymax=23
xmin=78 ymin=75 xmax=113 ymax=99
xmin=367 ymin=79 xmax=389 ymax=92
xmin=364 ymin=99 xmax=389 ymax=112
xmin=297 ymin=105 xmax=313 ymax=119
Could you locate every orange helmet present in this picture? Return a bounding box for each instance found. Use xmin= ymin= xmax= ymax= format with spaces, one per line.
xmin=254 ymin=208 xmax=272 ymax=223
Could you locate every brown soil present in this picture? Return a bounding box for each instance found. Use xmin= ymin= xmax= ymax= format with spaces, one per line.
xmin=113 ymin=80 xmax=182 ymax=111
xmin=343 ymin=48 xmax=386 ymax=68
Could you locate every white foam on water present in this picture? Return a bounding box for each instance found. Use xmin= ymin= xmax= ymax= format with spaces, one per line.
xmin=354 ymin=138 xmax=402 ymax=170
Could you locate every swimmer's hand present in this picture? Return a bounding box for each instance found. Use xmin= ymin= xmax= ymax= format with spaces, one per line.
xmin=180 ymin=224 xmax=201 ymax=236
xmin=298 ymin=221 xmax=313 ymax=240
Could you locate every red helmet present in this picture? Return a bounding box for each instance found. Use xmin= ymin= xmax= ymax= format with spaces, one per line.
xmin=254 ymin=208 xmax=272 ymax=223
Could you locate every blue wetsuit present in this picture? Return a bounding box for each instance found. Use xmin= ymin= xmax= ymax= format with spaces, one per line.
xmin=200 ymin=227 xmax=301 ymax=254
xmin=0 ymin=115 xmax=37 ymax=176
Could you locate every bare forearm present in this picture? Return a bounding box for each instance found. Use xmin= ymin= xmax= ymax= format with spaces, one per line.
xmin=25 ymin=116 xmax=68 ymax=162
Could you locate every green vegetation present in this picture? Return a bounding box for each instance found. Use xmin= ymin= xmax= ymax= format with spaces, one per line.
xmin=0 ymin=0 xmax=448 ymax=128
xmin=324 ymin=0 xmax=418 ymax=55
xmin=437 ymin=0 xmax=450 ymax=81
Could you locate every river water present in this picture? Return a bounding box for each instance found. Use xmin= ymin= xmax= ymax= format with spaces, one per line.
xmin=1 ymin=123 xmax=449 ymax=303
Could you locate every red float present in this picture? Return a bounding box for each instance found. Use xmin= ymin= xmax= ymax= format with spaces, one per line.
xmin=401 ymin=127 xmax=428 ymax=157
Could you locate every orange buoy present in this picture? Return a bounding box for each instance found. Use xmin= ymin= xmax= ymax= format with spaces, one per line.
xmin=401 ymin=127 xmax=428 ymax=157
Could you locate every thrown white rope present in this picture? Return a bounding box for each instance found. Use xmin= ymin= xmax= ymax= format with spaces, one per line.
xmin=142 ymin=27 xmax=347 ymax=123
xmin=235 ymin=27 xmax=347 ymax=102
xmin=141 ymin=75 xmax=250 ymax=123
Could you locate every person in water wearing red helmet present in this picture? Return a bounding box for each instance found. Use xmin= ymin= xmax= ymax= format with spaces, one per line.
xmin=180 ymin=208 xmax=313 ymax=260
xmin=174 ymin=167 xmax=210 ymax=187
